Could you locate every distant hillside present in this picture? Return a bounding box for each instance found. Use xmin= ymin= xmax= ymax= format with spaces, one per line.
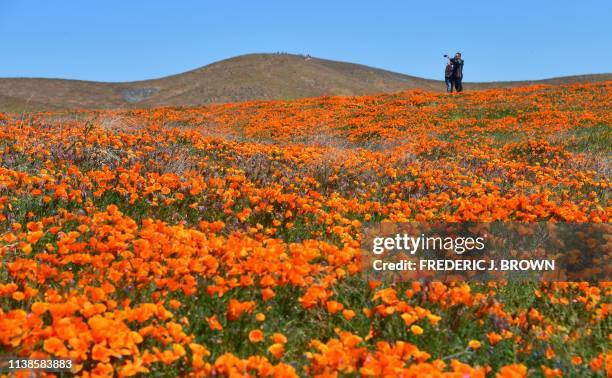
xmin=1 ymin=53 xmax=610 ymax=113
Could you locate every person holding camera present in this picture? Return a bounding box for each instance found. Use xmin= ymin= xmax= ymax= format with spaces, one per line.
xmin=444 ymin=53 xmax=464 ymax=92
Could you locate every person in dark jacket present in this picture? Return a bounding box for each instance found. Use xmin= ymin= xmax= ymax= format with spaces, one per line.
xmin=444 ymin=60 xmax=454 ymax=93
xmin=451 ymin=52 xmax=464 ymax=92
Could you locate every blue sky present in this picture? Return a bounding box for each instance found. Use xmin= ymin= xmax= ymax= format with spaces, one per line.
xmin=1 ymin=0 xmax=610 ymax=82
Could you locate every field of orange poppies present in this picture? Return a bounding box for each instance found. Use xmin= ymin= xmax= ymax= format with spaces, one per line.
xmin=0 ymin=82 xmax=610 ymax=377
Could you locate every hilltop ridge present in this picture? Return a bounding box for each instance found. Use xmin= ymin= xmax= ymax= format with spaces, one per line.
xmin=1 ymin=53 xmax=610 ymax=113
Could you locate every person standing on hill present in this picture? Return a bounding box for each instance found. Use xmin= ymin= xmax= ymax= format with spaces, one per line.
xmin=444 ymin=60 xmax=454 ymax=92
xmin=451 ymin=52 xmax=464 ymax=92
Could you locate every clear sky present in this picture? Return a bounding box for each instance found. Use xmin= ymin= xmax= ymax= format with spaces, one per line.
xmin=1 ymin=0 xmax=610 ymax=82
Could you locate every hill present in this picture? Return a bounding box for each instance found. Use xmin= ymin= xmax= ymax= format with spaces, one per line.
xmin=0 ymin=53 xmax=610 ymax=113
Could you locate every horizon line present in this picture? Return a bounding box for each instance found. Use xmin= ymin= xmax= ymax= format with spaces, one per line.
xmin=1 ymin=52 xmax=611 ymax=84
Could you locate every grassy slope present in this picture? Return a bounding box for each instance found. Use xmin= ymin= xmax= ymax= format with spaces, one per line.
xmin=1 ymin=53 xmax=610 ymax=113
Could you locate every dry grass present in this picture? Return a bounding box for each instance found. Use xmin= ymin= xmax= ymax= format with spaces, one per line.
xmin=1 ymin=53 xmax=610 ymax=113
